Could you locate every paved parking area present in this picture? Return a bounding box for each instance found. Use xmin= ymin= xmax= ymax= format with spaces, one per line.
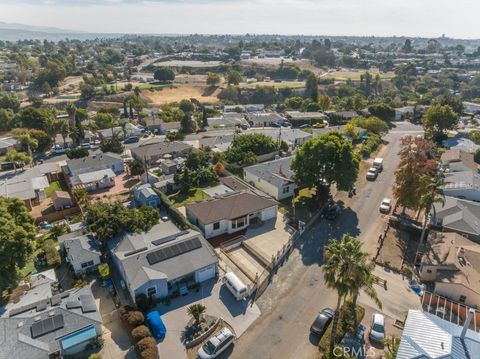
xmin=244 ymin=212 xmax=293 ymax=263
xmin=157 ymin=279 xmax=261 ymax=359
xmin=91 ymin=281 xmax=136 ymax=359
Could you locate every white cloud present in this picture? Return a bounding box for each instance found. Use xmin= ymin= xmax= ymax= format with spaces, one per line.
xmin=0 ymin=0 xmax=478 ymax=38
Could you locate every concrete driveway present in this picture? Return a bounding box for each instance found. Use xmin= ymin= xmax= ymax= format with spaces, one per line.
xmin=90 ymin=280 xmax=137 ymax=359
xmin=156 ymin=279 xmax=261 ymax=359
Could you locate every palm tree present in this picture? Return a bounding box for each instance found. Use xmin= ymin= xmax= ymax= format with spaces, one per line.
xmin=58 ymin=119 xmax=70 ymax=147
xmin=350 ymin=260 xmax=382 ymax=311
xmin=383 ymin=335 xmax=400 ymax=359
xmin=17 ymin=134 xmax=38 ymax=158
xmin=323 ymin=235 xmax=362 ymax=354
xmin=415 ymin=173 xmax=445 ymax=263
xmin=73 ymin=188 xmax=89 ymax=214
xmin=187 ymin=304 xmax=206 ymax=326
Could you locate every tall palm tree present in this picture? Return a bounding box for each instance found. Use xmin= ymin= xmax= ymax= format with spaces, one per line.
xmin=323 ymin=235 xmax=363 ymax=354
xmin=415 ymin=173 xmax=445 ymax=263
xmin=58 ymin=119 xmax=70 ymax=147
xmin=350 ymin=260 xmax=382 ymax=311
xmin=16 ymin=134 xmax=38 ymax=158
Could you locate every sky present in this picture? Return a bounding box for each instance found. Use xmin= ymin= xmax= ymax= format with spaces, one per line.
xmin=0 ymin=0 xmax=479 ymax=39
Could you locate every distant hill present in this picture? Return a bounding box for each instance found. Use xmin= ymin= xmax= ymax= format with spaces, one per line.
xmin=0 ymin=21 xmax=121 ymax=41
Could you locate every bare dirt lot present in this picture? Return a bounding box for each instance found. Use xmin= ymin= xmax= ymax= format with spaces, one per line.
xmin=142 ymin=84 xmax=222 ymax=105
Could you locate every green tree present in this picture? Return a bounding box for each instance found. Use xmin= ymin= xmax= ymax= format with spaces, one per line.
xmin=368 ymin=103 xmax=395 ymax=122
xmin=433 ymin=93 xmax=463 ymax=115
xmin=88 ymin=354 xmax=103 ymax=359
xmin=201 ymin=107 xmax=209 ymax=128
xmin=73 ymin=188 xmax=89 ymax=213
xmin=19 ymin=107 xmax=55 ymax=131
xmin=35 ymin=60 xmax=66 ymax=88
xmin=153 ymin=67 xmax=175 ymax=82
xmin=16 ymin=134 xmax=38 ymax=157
xmin=305 ymin=74 xmax=319 ymax=102
xmin=179 ymin=99 xmax=194 ymax=113
xmin=5 ymin=150 xmax=32 ymax=170
xmin=66 ymin=147 xmax=89 ymax=159
xmin=383 ymin=335 xmax=401 ymax=359
xmin=206 ymin=72 xmax=221 ymax=87
xmin=422 ymin=104 xmax=458 ymax=142
xmin=225 ymin=133 xmax=278 ymax=164
xmin=227 ymin=70 xmax=243 ymax=85
xmin=0 ymin=92 xmax=21 ymax=112
xmin=166 ymin=131 xmax=185 ymax=141
xmin=128 ymin=159 xmax=145 ymax=177
xmin=43 ymin=239 xmax=61 ymax=266
xmin=187 ymin=303 xmax=206 ymax=325
xmin=57 ymin=119 xmax=70 ymax=147
xmin=180 ymin=112 xmax=196 ymax=134
xmin=322 ymin=235 xmax=362 ymax=354
xmin=292 ymin=131 xmax=360 ymax=199
xmin=318 ymin=95 xmax=332 ymax=112
xmin=350 ymin=117 xmax=388 ymax=135
xmin=96 ymin=113 xmax=114 ymax=129
xmin=100 ymin=139 xmax=124 ymax=154
xmin=0 ymin=197 xmax=35 ymax=291
xmin=0 ymin=108 xmax=18 ymax=131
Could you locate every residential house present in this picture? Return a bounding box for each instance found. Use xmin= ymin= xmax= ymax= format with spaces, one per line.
xmin=186 ymin=191 xmax=278 ymax=239
xmin=396 ymin=309 xmax=480 ymax=359
xmin=51 ymin=191 xmax=74 ymax=211
xmin=432 ymin=196 xmax=480 ymax=241
xmin=420 ymin=232 xmax=480 ymax=307
xmin=159 ymin=159 xmax=179 ymax=175
xmin=443 ymin=137 xmax=479 ymax=153
xmin=59 ymin=232 xmax=101 ymax=275
xmin=134 ymin=183 xmax=160 ymax=208
xmin=207 ymin=113 xmax=249 ymax=129
xmin=247 ymin=112 xmax=285 ymax=127
xmin=97 ymin=123 xmax=143 ymax=140
xmin=108 ymin=222 xmax=218 ymax=301
xmin=285 ymin=111 xmax=328 ymax=124
xmin=443 ymin=171 xmax=480 ymax=201
xmin=246 ymin=128 xmax=312 ymax=148
xmin=0 ymin=285 xmax=102 ymax=359
xmin=244 ymin=156 xmax=295 ymax=200
xmin=63 ymin=153 xmax=124 ymax=191
xmin=441 ymin=149 xmax=478 ymax=173
xmin=394 ymin=106 xmax=415 ymax=121
xmin=0 ymin=136 xmax=18 ymax=156
xmin=325 ymin=110 xmax=359 ymax=121
xmin=131 ymin=141 xmax=192 ymax=167
xmin=199 ymin=134 xmax=235 ymax=153
xmin=0 ymin=175 xmax=49 ymax=210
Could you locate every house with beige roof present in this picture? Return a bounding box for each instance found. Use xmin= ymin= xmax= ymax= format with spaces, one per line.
xmin=420 ymin=232 xmax=480 ymax=307
xmin=185 ymin=191 xmax=278 ymax=239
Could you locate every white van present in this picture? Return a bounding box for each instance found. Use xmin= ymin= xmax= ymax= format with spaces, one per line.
xmin=373 ymin=157 xmax=383 ymax=171
xmin=222 ymin=272 xmax=248 ymax=301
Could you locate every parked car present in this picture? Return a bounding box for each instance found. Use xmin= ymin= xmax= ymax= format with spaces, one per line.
xmin=124 ymin=136 xmax=140 ymax=144
xmin=52 ymin=145 xmax=67 ymax=155
xmin=310 ymin=308 xmax=335 ymax=336
xmin=369 ymin=313 xmax=385 ymax=343
xmin=198 ymin=327 xmax=235 ymax=359
xmin=326 ymin=204 xmax=341 ymax=220
xmin=379 ymin=198 xmax=392 ymax=213
xmin=299 ymin=124 xmax=311 ymax=129
xmin=270 ymin=122 xmax=281 ymax=128
xmin=366 ymin=167 xmax=378 ymax=180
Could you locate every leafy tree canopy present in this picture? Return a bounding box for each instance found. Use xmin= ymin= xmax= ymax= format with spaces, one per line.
xmin=367 ymin=103 xmax=395 ymax=122
xmin=422 ymin=104 xmax=458 ymax=142
xmin=100 ymin=138 xmax=124 ymax=154
xmin=153 ymin=67 xmax=175 ymax=82
xmin=225 ymin=133 xmax=278 ymax=164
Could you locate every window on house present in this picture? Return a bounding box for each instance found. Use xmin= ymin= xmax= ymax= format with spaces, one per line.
xmin=213 ymin=222 xmax=220 ymax=230
xmin=459 ymin=295 xmax=466 ymax=303
xmin=81 ymin=260 xmax=94 ymax=268
xmin=282 ymin=186 xmax=290 ymax=194
xmin=426 ymin=269 xmax=432 ymax=274
xmin=232 ymin=216 xmax=246 ymax=229
xmin=147 ymin=286 xmax=157 ymax=297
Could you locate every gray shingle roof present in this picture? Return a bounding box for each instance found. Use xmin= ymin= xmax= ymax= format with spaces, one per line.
xmin=66 ymin=152 xmax=122 ymax=174
xmin=58 ymin=233 xmax=101 ymax=265
xmin=244 ymin=156 xmax=295 ymax=188
xmin=109 ymin=224 xmax=217 ymax=290
xmin=433 ymin=197 xmax=480 ymax=236
xmin=130 ymin=141 xmax=191 ymax=161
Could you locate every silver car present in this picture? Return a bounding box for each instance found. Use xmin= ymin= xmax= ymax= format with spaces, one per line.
xmin=198 ymin=328 xmax=235 ymax=359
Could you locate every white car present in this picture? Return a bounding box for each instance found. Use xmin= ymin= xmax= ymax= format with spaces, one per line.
xmin=379 ymin=198 xmax=392 ymax=213
xmin=366 ymin=167 xmax=378 ymax=180
xmin=198 ymin=328 xmax=235 ymax=359
xmin=369 ymin=313 xmax=385 ymax=342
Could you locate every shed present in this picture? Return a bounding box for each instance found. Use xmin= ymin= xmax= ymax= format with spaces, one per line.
xmin=51 ymin=191 xmax=74 ymax=211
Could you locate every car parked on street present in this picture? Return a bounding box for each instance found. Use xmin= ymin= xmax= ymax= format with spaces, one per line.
xmin=198 ymin=327 xmax=235 ymax=359
xmin=379 ymin=198 xmax=392 ymax=213
xmin=369 ymin=313 xmax=385 ymax=343
xmin=310 ymin=308 xmax=335 ymax=337
xmin=326 ymin=204 xmax=342 ymax=220
xmin=124 ymin=136 xmax=140 ymax=144
xmin=366 ymin=167 xmax=378 ymax=180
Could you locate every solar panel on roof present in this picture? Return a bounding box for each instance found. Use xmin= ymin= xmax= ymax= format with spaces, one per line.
xmin=30 ymin=314 xmax=64 ymax=338
xmin=146 ymin=237 xmax=202 ymax=265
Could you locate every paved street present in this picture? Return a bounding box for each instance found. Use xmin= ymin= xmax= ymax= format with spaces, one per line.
xmin=231 ymin=122 xmax=423 ymax=359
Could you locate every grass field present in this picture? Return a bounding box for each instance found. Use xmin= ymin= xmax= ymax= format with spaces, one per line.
xmin=323 ymin=70 xmax=395 ymax=81
xmin=142 ymin=84 xmax=221 ymax=105
xmin=45 ymin=180 xmax=68 ymax=197
xmin=240 ymin=81 xmax=305 ymax=89
xmin=168 ymin=187 xmax=210 ymax=208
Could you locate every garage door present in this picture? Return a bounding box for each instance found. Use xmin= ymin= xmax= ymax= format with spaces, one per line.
xmin=196 ymin=265 xmax=216 ymax=283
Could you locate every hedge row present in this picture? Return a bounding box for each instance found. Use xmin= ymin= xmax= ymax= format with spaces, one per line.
xmin=120 ymin=307 xmax=159 ymax=359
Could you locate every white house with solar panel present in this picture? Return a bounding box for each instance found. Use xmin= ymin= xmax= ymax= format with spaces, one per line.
xmin=0 ymin=279 xmax=102 ymax=359
xmin=108 ymin=221 xmax=218 ymax=301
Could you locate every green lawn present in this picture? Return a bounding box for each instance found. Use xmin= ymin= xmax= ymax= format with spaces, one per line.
xmin=168 ymin=187 xmax=210 ymax=208
xmin=18 ymin=247 xmax=42 ymax=279
xmin=45 ymin=181 xmax=68 ymax=197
